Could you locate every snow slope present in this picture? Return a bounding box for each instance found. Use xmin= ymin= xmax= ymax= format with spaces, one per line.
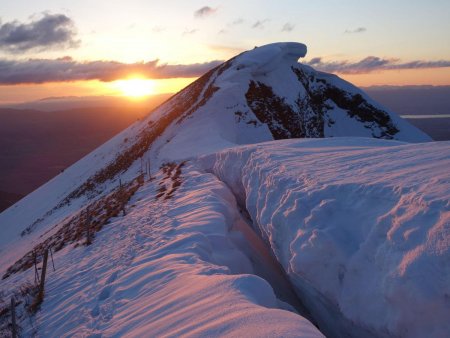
xmin=1 ymin=163 xmax=322 ymax=337
xmin=0 ymin=42 xmax=445 ymax=337
xmin=200 ymin=138 xmax=450 ymax=338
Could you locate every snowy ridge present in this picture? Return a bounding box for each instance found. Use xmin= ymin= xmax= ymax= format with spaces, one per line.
xmin=200 ymin=138 xmax=450 ymax=338
xmin=1 ymin=161 xmax=324 ymax=337
xmin=233 ymin=42 xmax=307 ymax=76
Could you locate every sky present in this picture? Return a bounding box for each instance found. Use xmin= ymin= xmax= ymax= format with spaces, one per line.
xmin=1 ymin=0 xmax=449 ymax=103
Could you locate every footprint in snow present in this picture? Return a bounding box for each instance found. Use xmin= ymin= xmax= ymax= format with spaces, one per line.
xmin=91 ymin=304 xmax=100 ymax=317
xmin=98 ymin=286 xmax=111 ymax=301
xmin=86 ymin=334 xmax=102 ymax=338
xmin=106 ymin=271 xmax=119 ymax=284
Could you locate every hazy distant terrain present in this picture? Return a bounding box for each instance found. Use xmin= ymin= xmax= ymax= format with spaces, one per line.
xmin=0 ymin=95 xmax=170 ymax=211
xmin=365 ymin=86 xmax=450 ymax=141
xmin=402 ymin=118 xmax=450 ymax=141
xmin=364 ymin=85 xmax=450 ymax=116
xmin=0 ymin=190 xmax=23 ymax=212
xmin=0 ymin=87 xmax=449 ymax=212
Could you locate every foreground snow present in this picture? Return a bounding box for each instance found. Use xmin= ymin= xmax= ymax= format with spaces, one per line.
xmin=2 ymin=164 xmax=323 ymax=337
xmin=200 ymin=138 xmax=450 ymax=337
xmin=0 ymin=137 xmax=448 ymax=337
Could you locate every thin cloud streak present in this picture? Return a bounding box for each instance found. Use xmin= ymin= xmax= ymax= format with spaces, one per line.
xmin=282 ymin=23 xmax=295 ymax=32
xmin=345 ymin=27 xmax=367 ymax=34
xmin=230 ymin=18 xmax=244 ymax=26
xmin=305 ymin=56 xmax=450 ymax=74
xmin=0 ymin=13 xmax=80 ymax=53
xmin=252 ymin=19 xmax=269 ymax=29
xmin=219 ymin=18 xmax=244 ymax=35
xmin=194 ymin=6 xmax=217 ymax=18
xmin=182 ymin=28 xmax=198 ymax=36
xmin=152 ymin=26 xmax=166 ymax=33
xmin=0 ymin=57 xmax=224 ymax=84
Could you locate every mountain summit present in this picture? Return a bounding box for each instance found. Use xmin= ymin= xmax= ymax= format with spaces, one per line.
xmin=149 ymin=42 xmax=429 ymax=160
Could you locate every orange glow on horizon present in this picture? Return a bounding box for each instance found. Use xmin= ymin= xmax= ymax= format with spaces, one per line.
xmin=107 ymin=77 xmax=195 ymax=100
xmin=0 ymin=78 xmax=196 ymax=104
xmin=0 ymin=68 xmax=448 ymax=104
xmin=338 ymin=67 xmax=450 ymax=87
xmin=111 ymin=78 xmax=156 ymax=98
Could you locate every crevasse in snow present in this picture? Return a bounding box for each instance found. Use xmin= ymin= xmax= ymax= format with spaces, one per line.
xmin=200 ymin=138 xmax=450 ymax=338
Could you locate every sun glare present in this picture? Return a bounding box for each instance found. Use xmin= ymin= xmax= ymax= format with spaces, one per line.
xmin=113 ymin=78 xmax=155 ymax=98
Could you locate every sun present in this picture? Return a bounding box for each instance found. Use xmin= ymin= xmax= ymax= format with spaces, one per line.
xmin=113 ymin=78 xmax=155 ymax=98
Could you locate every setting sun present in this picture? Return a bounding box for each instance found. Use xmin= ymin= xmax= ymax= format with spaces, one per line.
xmin=113 ymin=78 xmax=155 ymax=98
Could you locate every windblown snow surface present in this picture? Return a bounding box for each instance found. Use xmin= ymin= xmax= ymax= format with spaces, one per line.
xmin=1 ymin=161 xmax=322 ymax=337
xmin=199 ymin=138 xmax=450 ymax=337
xmin=0 ymin=43 xmax=448 ymax=337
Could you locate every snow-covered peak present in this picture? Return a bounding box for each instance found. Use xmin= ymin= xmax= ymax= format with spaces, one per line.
xmin=150 ymin=41 xmax=429 ymax=162
xmin=234 ymin=42 xmax=307 ymax=76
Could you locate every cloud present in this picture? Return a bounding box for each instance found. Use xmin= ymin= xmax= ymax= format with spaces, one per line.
xmin=345 ymin=27 xmax=367 ymax=34
xmin=252 ymin=19 xmax=269 ymax=29
xmin=194 ymin=6 xmax=217 ymax=18
xmin=0 ymin=57 xmax=224 ymax=84
xmin=282 ymin=23 xmax=295 ymax=32
xmin=230 ymin=18 xmax=244 ymax=26
xmin=219 ymin=18 xmax=244 ymax=35
xmin=152 ymin=26 xmax=166 ymax=33
xmin=304 ymin=56 xmax=450 ymax=74
xmin=0 ymin=13 xmax=80 ymax=53
xmin=182 ymin=28 xmax=198 ymax=36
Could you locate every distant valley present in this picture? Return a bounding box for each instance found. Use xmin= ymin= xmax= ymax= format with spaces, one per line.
xmin=0 ymin=95 xmax=170 ymax=211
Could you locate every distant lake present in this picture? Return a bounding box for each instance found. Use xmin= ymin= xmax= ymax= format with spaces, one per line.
xmin=364 ymin=86 xmax=450 ymax=141
xmin=402 ymin=116 xmax=450 ymax=141
xmin=401 ymin=114 xmax=450 ymax=119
